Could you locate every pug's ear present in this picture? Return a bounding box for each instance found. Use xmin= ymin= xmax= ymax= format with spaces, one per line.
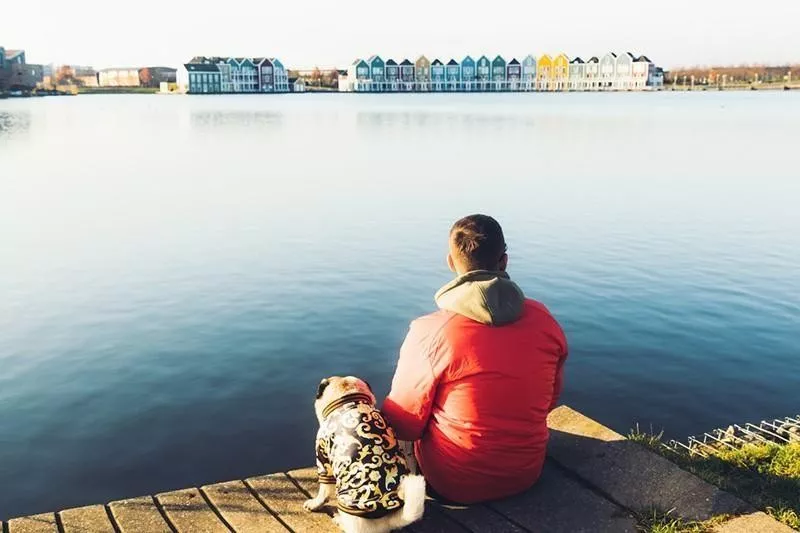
xmin=316 ymin=378 xmax=330 ymax=400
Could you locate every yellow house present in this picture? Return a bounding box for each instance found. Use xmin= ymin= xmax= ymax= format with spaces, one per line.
xmin=536 ymin=55 xmax=553 ymax=91
xmin=553 ymin=54 xmax=570 ymax=91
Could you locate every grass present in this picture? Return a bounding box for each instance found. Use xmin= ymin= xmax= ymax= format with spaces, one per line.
xmin=634 ymin=508 xmax=730 ymax=533
xmin=628 ymin=426 xmax=800 ymax=530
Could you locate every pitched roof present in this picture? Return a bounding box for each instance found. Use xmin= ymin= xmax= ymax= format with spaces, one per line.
xmin=624 ymin=52 xmax=635 ymax=59
xmin=432 ymin=59 xmax=443 ymax=65
xmin=605 ymin=52 xmax=618 ymax=58
xmin=570 ymin=57 xmax=585 ymax=64
xmin=508 ymin=58 xmax=520 ymax=65
xmin=400 ymin=59 xmax=413 ymax=66
xmin=493 ymin=55 xmax=506 ymax=62
xmin=184 ymin=63 xmax=220 ymax=72
xmin=252 ymin=57 xmax=265 ymax=63
xmin=447 ymin=59 xmax=459 ymax=66
xmin=635 ymin=55 xmax=652 ymax=63
xmin=587 ymin=57 xmax=599 ymax=63
xmin=367 ymin=55 xmax=383 ymax=63
xmin=352 ymin=58 xmax=365 ymax=65
xmin=4 ymin=49 xmax=24 ymax=60
xmin=386 ymin=59 xmax=397 ymax=65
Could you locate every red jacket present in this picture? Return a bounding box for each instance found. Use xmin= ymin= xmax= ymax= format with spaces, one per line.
xmin=382 ymin=271 xmax=568 ymax=504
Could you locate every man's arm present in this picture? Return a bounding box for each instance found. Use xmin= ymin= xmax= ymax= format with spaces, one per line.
xmin=382 ymin=319 xmax=443 ymax=441
xmin=548 ymin=325 xmax=569 ymax=412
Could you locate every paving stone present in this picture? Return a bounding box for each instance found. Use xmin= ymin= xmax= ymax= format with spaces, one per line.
xmin=713 ymin=511 xmax=797 ymax=533
xmin=434 ymin=500 xmax=526 ymax=533
xmin=406 ymin=504 xmax=469 ymax=533
xmin=247 ymin=473 xmax=337 ymax=532
xmin=7 ymin=513 xmax=58 ymax=533
xmin=202 ymin=480 xmax=287 ymax=533
xmin=547 ymin=406 xmax=752 ymax=521
xmin=59 ymin=505 xmax=115 ymax=533
xmin=156 ymin=487 xmax=229 ymax=532
xmin=489 ymin=462 xmax=638 ymax=533
xmin=109 ymin=496 xmax=172 ymax=533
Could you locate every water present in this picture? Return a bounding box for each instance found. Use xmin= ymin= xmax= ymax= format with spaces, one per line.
xmin=1 ymin=92 xmax=798 ymax=519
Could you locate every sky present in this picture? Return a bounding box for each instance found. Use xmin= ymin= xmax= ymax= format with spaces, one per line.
xmin=3 ymin=0 xmax=800 ymax=70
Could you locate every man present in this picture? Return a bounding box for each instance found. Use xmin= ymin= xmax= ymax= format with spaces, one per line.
xmin=382 ymin=214 xmax=568 ymax=504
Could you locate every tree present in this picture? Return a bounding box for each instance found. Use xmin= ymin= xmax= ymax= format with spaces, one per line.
xmin=139 ymin=68 xmax=153 ymax=87
xmin=311 ymin=67 xmax=322 ymax=86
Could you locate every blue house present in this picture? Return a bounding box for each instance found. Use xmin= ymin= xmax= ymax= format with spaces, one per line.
xmin=491 ymin=55 xmax=507 ymax=90
xmin=461 ymin=56 xmax=476 ymax=91
xmin=507 ymin=58 xmax=521 ymax=90
xmin=399 ymin=59 xmax=415 ymax=91
xmin=183 ymin=62 xmax=222 ymax=94
xmin=347 ymin=59 xmax=371 ymax=92
xmin=368 ymin=55 xmax=385 ymax=91
xmin=522 ymin=55 xmax=537 ymax=91
xmin=430 ymin=59 xmax=445 ymax=91
xmin=446 ymin=59 xmax=461 ymax=91
xmin=269 ymin=58 xmax=289 ymax=92
xmin=385 ymin=59 xmax=399 ymax=91
xmin=476 ymin=56 xmax=491 ymax=91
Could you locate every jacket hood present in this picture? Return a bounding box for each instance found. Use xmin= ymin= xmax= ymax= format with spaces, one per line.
xmin=434 ymin=270 xmax=525 ymax=326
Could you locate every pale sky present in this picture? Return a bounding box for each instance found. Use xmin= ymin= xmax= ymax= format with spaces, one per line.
xmin=3 ymin=0 xmax=799 ymax=70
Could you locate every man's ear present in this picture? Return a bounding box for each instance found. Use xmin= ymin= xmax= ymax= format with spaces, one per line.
xmin=498 ymin=253 xmax=508 ymax=272
xmin=316 ymin=378 xmax=330 ymax=400
xmin=447 ymin=253 xmax=456 ymax=273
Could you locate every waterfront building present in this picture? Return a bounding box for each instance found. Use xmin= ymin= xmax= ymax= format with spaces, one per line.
xmin=139 ymin=67 xmax=177 ymax=88
xmin=522 ymin=55 xmax=537 ymax=91
xmin=180 ymin=62 xmax=222 ymax=93
xmin=430 ymin=59 xmax=445 ymax=92
xmin=615 ymin=52 xmax=634 ymax=90
xmin=537 ymin=54 xmax=553 ymax=91
xmin=600 ymin=52 xmax=617 ymax=90
xmin=585 ymin=57 xmax=600 ymax=91
xmin=648 ymin=66 xmax=665 ymax=89
xmin=345 ymin=59 xmax=370 ymax=92
xmin=569 ymin=57 xmax=585 ymax=91
xmin=491 ymin=55 xmax=506 ymax=91
xmin=98 ymin=67 xmax=141 ymax=87
xmin=460 ymin=56 xmax=476 ymax=91
xmin=415 ymin=55 xmax=431 ymax=92
xmin=269 ymin=58 xmax=290 ymax=93
xmin=368 ymin=55 xmax=385 ymax=92
xmin=553 ymin=54 xmax=569 ymax=91
xmin=385 ymin=59 xmax=399 ymax=91
xmin=399 ymin=59 xmax=415 ymax=91
xmin=446 ymin=60 xmax=460 ymax=91
xmin=254 ymin=58 xmax=273 ymax=92
xmin=507 ymin=58 xmax=521 ymax=91
xmin=632 ymin=55 xmax=651 ymax=90
xmin=290 ymin=77 xmax=306 ymax=92
xmin=476 ymin=56 xmax=491 ymax=91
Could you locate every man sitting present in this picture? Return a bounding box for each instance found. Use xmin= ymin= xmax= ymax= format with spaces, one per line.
xmin=382 ymin=214 xmax=568 ymax=504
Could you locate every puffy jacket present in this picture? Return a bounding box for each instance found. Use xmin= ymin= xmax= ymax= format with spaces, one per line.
xmin=382 ymin=270 xmax=568 ymax=504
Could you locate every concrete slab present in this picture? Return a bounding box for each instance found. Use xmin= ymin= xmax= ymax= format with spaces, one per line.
xmin=246 ymin=473 xmax=337 ymax=532
xmin=6 ymin=513 xmax=58 ymax=533
xmin=407 ymin=505 xmax=469 ymax=533
xmin=714 ymin=512 xmax=797 ymax=533
xmin=201 ymin=480 xmax=287 ymax=533
xmin=489 ymin=462 xmax=638 ymax=533
xmin=547 ymin=406 xmax=752 ymax=521
xmin=155 ymin=487 xmax=229 ymax=533
xmin=109 ymin=496 xmax=172 ymax=533
xmin=435 ymin=500 xmax=526 ymax=533
xmin=59 ymin=505 xmax=115 ymax=533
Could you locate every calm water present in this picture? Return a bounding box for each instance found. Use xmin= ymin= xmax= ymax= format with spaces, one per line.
xmin=1 ymin=92 xmax=798 ymax=519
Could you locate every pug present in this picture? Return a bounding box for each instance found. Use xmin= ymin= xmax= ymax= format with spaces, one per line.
xmin=304 ymin=376 xmax=426 ymax=533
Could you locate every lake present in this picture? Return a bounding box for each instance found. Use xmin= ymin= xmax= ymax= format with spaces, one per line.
xmin=1 ymin=92 xmax=798 ymax=519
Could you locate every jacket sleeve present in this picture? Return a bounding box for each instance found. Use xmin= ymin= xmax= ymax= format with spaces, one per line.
xmin=548 ymin=325 xmax=569 ymax=412
xmin=382 ymin=319 xmax=442 ymax=441
xmin=315 ymin=433 xmax=335 ymax=485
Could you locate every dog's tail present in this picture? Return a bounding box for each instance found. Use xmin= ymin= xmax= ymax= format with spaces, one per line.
xmin=398 ymin=475 xmax=426 ymax=525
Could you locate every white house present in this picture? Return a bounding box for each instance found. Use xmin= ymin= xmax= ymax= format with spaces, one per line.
xmin=615 ymin=52 xmax=635 ymax=90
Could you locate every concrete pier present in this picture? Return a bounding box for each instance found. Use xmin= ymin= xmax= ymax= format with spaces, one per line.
xmin=3 ymin=406 xmax=793 ymax=532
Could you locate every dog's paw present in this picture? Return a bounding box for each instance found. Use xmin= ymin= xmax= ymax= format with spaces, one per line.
xmin=304 ymin=499 xmax=325 ymax=512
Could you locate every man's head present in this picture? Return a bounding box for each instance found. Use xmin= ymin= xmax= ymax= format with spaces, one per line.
xmin=447 ymin=214 xmax=508 ymax=275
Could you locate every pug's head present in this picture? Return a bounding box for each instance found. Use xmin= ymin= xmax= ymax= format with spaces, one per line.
xmin=314 ymin=376 xmax=376 ymax=424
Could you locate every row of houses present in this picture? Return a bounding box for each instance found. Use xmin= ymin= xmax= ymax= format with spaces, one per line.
xmin=177 ymin=57 xmax=291 ymax=94
xmin=339 ymin=53 xmax=664 ymax=92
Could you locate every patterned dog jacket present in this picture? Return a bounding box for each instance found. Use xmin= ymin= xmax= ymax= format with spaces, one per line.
xmin=316 ymin=393 xmax=410 ymax=518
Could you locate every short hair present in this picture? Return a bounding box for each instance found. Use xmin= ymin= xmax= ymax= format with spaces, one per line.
xmin=449 ymin=214 xmax=507 ymax=271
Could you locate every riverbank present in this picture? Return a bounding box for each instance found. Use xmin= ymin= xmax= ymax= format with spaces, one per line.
xmin=3 ymin=406 xmax=794 ymax=532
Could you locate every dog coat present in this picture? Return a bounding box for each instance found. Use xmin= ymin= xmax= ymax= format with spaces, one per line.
xmin=316 ymin=393 xmax=410 ymax=518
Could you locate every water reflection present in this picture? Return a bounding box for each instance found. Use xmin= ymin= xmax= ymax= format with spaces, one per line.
xmin=190 ymin=110 xmax=282 ymax=129
xmin=0 ymin=111 xmax=31 ymax=137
